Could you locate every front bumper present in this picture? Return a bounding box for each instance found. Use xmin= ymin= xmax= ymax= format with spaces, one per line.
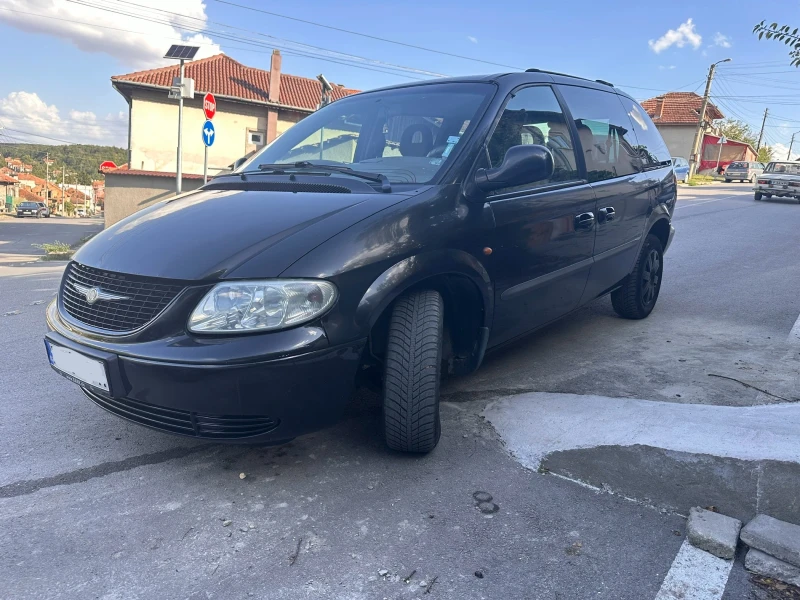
xmin=45 ymin=300 xmax=366 ymax=443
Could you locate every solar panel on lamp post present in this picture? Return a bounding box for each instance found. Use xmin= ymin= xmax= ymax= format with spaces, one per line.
xmin=164 ymin=45 xmax=200 ymax=195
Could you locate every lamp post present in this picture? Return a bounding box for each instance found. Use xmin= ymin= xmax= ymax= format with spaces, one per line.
xmin=688 ymin=58 xmax=732 ymax=178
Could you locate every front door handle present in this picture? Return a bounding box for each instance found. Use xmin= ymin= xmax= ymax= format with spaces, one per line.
xmin=598 ymin=206 xmax=616 ymax=222
xmin=574 ymin=212 xmax=595 ymax=230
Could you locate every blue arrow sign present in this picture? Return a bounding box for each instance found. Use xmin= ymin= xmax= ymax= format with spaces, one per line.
xmin=202 ymin=120 xmax=215 ymax=147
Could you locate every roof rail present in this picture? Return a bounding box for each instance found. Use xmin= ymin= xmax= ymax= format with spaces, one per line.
xmin=524 ymin=68 xmax=614 ymax=88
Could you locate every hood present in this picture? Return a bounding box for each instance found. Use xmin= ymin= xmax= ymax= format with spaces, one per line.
xmin=75 ymin=186 xmax=413 ymax=280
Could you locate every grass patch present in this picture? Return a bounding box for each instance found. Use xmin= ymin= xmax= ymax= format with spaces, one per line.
xmin=33 ymin=234 xmax=97 ymax=261
xmin=686 ymin=175 xmax=716 ymax=186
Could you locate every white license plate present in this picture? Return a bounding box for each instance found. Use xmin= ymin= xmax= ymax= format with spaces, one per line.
xmin=45 ymin=341 xmax=109 ymax=391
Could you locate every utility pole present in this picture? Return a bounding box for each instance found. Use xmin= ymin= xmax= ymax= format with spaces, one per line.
xmin=61 ymin=165 xmax=65 ymax=215
xmin=756 ymin=108 xmax=769 ymax=151
xmin=788 ymin=131 xmax=800 ymax=160
xmin=44 ymin=152 xmax=49 ymax=205
xmin=688 ymin=58 xmax=732 ymax=178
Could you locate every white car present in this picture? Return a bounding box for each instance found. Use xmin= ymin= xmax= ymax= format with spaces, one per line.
xmin=754 ymin=162 xmax=800 ymax=202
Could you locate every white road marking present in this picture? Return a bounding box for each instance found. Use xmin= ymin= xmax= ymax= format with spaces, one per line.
xmin=789 ymin=313 xmax=800 ymax=346
xmin=654 ymin=540 xmax=734 ymax=600
xmin=675 ymin=194 xmax=740 ymax=209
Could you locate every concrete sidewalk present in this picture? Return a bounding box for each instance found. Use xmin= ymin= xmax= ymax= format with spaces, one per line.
xmin=484 ymin=393 xmax=800 ymax=525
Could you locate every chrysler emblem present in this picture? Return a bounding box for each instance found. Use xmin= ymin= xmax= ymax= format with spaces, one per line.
xmin=85 ymin=287 xmax=100 ymax=304
xmin=72 ymin=282 xmax=130 ymax=304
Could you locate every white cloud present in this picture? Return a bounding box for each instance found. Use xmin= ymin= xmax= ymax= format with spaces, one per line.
xmin=467 ymin=36 xmax=478 ymax=44
xmin=0 ymin=91 xmax=127 ymax=145
xmin=713 ymin=33 xmax=732 ymax=48
xmin=771 ymin=143 xmax=793 ymax=161
xmin=658 ymin=65 xmax=677 ymax=70
xmin=0 ymin=0 xmax=220 ymax=69
xmin=649 ymin=19 xmax=702 ymax=53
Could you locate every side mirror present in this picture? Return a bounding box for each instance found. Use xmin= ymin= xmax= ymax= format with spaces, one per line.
xmin=475 ymin=144 xmax=554 ymax=192
xmin=233 ymin=156 xmax=247 ymax=171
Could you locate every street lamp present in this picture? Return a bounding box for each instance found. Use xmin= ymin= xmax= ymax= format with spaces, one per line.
xmin=164 ymin=45 xmax=199 ymax=195
xmin=787 ymin=131 xmax=800 ymax=160
xmin=688 ymin=58 xmax=732 ymax=178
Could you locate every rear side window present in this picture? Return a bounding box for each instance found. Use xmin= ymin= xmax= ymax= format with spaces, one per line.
xmin=617 ymin=96 xmax=671 ymax=168
xmin=730 ymin=162 xmax=747 ymax=168
xmin=485 ymin=85 xmax=579 ymax=193
xmin=557 ymin=85 xmax=641 ymax=182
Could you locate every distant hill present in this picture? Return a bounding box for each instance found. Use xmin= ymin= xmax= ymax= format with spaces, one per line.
xmin=0 ymin=143 xmax=127 ymax=185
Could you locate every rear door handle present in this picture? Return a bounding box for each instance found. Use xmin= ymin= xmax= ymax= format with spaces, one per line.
xmin=598 ymin=206 xmax=616 ymax=222
xmin=574 ymin=212 xmax=595 ymax=230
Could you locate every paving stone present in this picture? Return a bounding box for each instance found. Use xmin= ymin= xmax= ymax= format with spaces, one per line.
xmin=686 ymin=507 xmax=742 ymax=559
xmin=745 ymin=549 xmax=800 ymax=586
xmin=741 ymin=514 xmax=800 ymax=568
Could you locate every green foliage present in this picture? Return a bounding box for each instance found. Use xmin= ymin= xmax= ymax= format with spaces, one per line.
xmin=717 ymin=118 xmax=759 ymax=148
xmin=687 ymin=175 xmax=716 ymax=186
xmin=0 ymin=143 xmax=126 ymax=185
xmin=757 ymin=146 xmax=774 ymax=163
xmin=33 ymin=240 xmax=72 ymax=255
xmin=64 ymin=201 xmax=75 ymax=216
xmin=753 ymin=21 xmax=800 ymax=67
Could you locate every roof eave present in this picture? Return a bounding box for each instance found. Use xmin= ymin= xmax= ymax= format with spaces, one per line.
xmin=111 ymin=79 xmax=315 ymax=114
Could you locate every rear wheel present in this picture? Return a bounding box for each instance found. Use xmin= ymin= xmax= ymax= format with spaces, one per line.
xmin=611 ymin=234 xmax=664 ymax=320
xmin=725 ymin=179 xmax=731 ymax=183
xmin=382 ymin=289 xmax=443 ymax=453
xmin=755 ymin=191 xmax=763 ymax=201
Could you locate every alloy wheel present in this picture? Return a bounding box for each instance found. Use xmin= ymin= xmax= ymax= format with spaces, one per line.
xmin=641 ymin=249 xmax=661 ymax=307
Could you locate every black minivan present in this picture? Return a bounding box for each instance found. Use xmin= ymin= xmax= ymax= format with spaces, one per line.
xmin=45 ymin=70 xmax=676 ymax=453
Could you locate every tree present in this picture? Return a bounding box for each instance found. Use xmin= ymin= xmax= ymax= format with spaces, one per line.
xmin=757 ymin=146 xmax=775 ymax=163
xmin=753 ymin=22 xmax=800 ymax=67
xmin=716 ymin=118 xmax=758 ymax=148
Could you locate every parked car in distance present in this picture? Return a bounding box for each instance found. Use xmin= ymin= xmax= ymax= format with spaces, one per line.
xmin=36 ymin=202 xmax=51 ymax=218
xmin=725 ymin=161 xmax=765 ymax=183
xmin=76 ymin=208 xmax=86 ymax=218
xmin=754 ymin=161 xmax=800 ymax=202
xmin=672 ymin=157 xmax=690 ymax=183
xmin=16 ymin=201 xmax=48 ymax=218
xmin=45 ymin=70 xmax=677 ymax=454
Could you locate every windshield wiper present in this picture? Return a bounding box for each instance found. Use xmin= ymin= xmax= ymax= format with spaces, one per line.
xmin=256 ymin=161 xmax=392 ymax=193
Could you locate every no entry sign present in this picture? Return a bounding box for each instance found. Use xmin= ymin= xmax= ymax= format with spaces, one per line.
xmin=203 ymin=92 xmax=216 ymax=120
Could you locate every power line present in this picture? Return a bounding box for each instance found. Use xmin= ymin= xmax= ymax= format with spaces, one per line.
xmin=212 ymin=0 xmax=524 ymax=70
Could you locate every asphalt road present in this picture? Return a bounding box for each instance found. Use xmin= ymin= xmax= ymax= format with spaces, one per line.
xmin=1 ymin=187 xmax=798 ymax=600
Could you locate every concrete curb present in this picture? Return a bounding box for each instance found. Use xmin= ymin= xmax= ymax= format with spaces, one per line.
xmin=483 ymin=393 xmax=800 ymax=525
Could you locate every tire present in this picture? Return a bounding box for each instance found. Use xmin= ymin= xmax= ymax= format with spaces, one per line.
xmin=755 ymin=191 xmax=763 ymax=201
xmin=382 ymin=289 xmax=443 ymax=453
xmin=725 ymin=179 xmax=731 ymax=183
xmin=611 ymin=234 xmax=664 ymax=320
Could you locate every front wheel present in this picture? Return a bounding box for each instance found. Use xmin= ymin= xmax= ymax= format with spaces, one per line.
xmin=725 ymin=179 xmax=731 ymax=183
xmin=611 ymin=234 xmax=664 ymax=320
xmin=755 ymin=191 xmax=763 ymax=201
xmin=382 ymin=289 xmax=443 ymax=453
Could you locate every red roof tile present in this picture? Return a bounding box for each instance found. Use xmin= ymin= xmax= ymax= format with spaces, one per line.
xmin=102 ymin=164 xmax=204 ymax=180
xmin=640 ymin=92 xmax=724 ymax=125
xmin=112 ymin=54 xmax=359 ymax=113
xmin=19 ymin=188 xmax=44 ymax=202
xmin=0 ymin=174 xmax=18 ymax=184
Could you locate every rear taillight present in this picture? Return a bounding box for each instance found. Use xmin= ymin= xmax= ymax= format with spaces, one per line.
xmin=758 ymin=179 xmax=768 ymax=184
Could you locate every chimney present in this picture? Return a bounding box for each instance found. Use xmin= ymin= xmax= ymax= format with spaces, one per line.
xmin=655 ymin=95 xmax=665 ymax=119
xmin=269 ymin=49 xmax=282 ymax=103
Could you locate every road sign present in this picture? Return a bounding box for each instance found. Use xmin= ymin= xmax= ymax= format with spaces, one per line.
xmin=203 ymin=92 xmax=216 ymax=120
xmin=99 ymin=161 xmax=117 ymax=170
xmin=718 ymin=136 xmax=727 ymax=144
xmin=202 ymin=120 xmax=215 ymax=147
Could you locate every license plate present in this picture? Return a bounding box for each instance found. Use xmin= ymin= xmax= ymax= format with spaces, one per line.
xmin=45 ymin=340 xmax=109 ymax=392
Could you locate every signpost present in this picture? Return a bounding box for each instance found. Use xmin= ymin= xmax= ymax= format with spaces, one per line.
xmin=202 ymin=120 xmax=215 ymax=184
xmin=716 ymin=135 xmax=727 ymax=174
xmin=203 ymin=92 xmax=216 ymax=120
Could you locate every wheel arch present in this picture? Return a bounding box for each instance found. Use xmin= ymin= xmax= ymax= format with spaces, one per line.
xmin=357 ymin=250 xmax=493 ymax=375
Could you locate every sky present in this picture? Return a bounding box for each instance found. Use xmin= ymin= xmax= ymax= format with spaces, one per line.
xmin=1 ymin=0 xmax=800 ymax=159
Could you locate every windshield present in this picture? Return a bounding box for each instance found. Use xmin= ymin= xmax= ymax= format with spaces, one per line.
xmin=19 ymin=202 xmax=38 ymax=208
xmin=236 ymin=82 xmax=495 ymax=184
xmin=765 ymin=162 xmax=800 ymax=175
xmin=729 ymin=162 xmax=747 ymax=169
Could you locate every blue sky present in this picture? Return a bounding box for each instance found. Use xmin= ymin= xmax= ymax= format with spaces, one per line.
xmin=1 ymin=0 xmax=800 ymax=158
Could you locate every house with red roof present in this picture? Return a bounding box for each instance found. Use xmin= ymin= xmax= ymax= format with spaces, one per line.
xmin=105 ymin=50 xmax=358 ymax=226
xmin=640 ymin=92 xmax=756 ymax=172
xmin=111 ymin=50 xmax=358 ymax=177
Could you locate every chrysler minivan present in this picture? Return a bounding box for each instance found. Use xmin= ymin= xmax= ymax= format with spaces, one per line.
xmin=45 ymin=70 xmax=676 ymax=453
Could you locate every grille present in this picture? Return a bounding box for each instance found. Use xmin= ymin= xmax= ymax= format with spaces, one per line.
xmin=83 ymin=387 xmax=280 ymax=439
xmin=61 ymin=262 xmax=184 ymax=333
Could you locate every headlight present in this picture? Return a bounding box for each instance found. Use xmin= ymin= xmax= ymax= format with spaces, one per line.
xmin=188 ymin=280 xmax=337 ymax=333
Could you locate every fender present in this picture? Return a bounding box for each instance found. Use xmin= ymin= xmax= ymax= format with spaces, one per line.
xmin=355 ymin=248 xmax=494 ymax=332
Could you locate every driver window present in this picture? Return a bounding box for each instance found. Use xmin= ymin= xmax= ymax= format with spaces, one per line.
xmin=486 ymin=86 xmax=579 ymax=193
